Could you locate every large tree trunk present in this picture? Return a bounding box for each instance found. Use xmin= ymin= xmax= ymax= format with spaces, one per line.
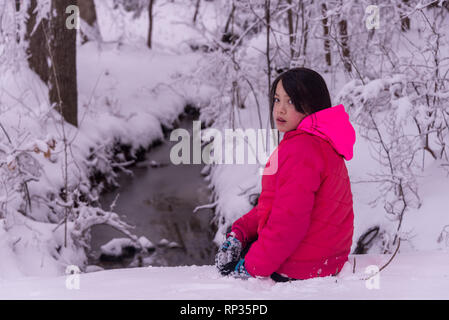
xmin=25 ymin=0 xmax=50 ymax=84
xmin=79 ymin=0 xmax=102 ymax=43
xmin=25 ymin=0 xmax=78 ymax=127
xmin=48 ymin=0 xmax=78 ymax=127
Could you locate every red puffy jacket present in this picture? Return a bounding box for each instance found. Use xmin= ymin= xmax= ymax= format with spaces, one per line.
xmin=231 ymin=104 xmax=356 ymax=280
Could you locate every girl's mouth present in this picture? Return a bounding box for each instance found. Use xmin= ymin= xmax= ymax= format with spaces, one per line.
xmin=276 ymin=117 xmax=287 ymax=125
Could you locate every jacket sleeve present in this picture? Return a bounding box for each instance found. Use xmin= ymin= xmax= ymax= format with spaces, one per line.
xmin=231 ymin=205 xmax=259 ymax=249
xmin=244 ymin=136 xmax=324 ymax=277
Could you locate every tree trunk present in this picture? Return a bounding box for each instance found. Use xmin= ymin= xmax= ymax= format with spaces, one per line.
xmin=297 ymin=0 xmax=306 ymax=66
xmin=25 ymin=0 xmax=78 ymax=127
xmin=398 ymin=0 xmax=411 ymax=32
xmin=401 ymin=16 xmax=410 ymax=32
xmin=193 ymin=0 xmax=201 ymax=24
xmin=301 ymin=3 xmax=310 ymax=60
xmin=79 ymin=0 xmax=102 ymax=43
xmin=321 ymin=3 xmax=331 ymax=67
xmin=25 ymin=0 xmax=50 ymax=84
xmin=291 ymin=0 xmax=311 ymax=67
xmin=48 ymin=0 xmax=78 ymax=127
xmin=302 ymin=0 xmax=313 ymax=58
xmin=147 ymin=0 xmax=155 ymax=48
xmin=286 ymin=0 xmax=295 ymax=59
xmin=224 ymin=2 xmax=236 ymax=35
xmin=338 ymin=18 xmax=352 ymax=73
xmin=265 ymin=0 xmax=277 ymax=146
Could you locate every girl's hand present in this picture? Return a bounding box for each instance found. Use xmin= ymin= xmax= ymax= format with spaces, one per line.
xmin=231 ymin=259 xmax=251 ymax=279
xmin=215 ymin=233 xmax=242 ymax=275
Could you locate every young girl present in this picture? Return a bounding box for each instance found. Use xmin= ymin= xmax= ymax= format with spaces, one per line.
xmin=215 ymin=67 xmax=356 ymax=282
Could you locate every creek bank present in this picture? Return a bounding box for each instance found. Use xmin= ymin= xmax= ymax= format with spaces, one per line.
xmin=86 ymin=105 xmax=218 ymax=269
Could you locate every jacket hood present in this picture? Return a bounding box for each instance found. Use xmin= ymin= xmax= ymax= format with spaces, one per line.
xmin=293 ymin=104 xmax=356 ymax=160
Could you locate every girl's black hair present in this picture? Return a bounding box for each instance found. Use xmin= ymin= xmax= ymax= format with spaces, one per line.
xmin=269 ymin=67 xmax=332 ymax=116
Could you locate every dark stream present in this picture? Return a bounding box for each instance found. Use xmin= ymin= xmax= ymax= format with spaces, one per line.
xmin=88 ymin=113 xmax=217 ymax=269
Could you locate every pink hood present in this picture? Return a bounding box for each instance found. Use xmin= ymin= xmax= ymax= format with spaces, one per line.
xmin=296 ymin=104 xmax=356 ymax=160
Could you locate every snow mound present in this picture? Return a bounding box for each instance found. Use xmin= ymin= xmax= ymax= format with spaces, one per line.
xmin=100 ymin=238 xmax=137 ymax=257
xmin=138 ymin=236 xmax=155 ymax=250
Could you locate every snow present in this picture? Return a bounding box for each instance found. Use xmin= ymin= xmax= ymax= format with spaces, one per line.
xmin=0 ymin=0 xmax=271 ymax=289
xmin=138 ymin=236 xmax=155 ymax=250
xmin=157 ymin=238 xmax=180 ymax=248
xmin=0 ymin=212 xmax=86 ymax=280
xmin=1 ymin=251 xmax=448 ymax=299
xmin=0 ymin=2 xmax=212 ymax=279
xmin=100 ymin=238 xmax=136 ymax=256
xmin=168 ymin=241 xmax=181 ymax=249
xmin=1 ymin=0 xmax=448 ymax=300
xmin=158 ymin=238 xmax=170 ymax=246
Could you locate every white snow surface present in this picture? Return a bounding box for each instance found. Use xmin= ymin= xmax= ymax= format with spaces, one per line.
xmin=1 ymin=251 xmax=448 ymax=299
xmin=0 ymin=0 xmax=448 ymax=299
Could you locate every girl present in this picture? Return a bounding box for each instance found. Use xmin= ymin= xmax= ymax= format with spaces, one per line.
xmin=215 ymin=67 xmax=356 ymax=282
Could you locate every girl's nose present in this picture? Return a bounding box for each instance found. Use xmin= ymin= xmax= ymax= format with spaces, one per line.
xmin=279 ymin=104 xmax=287 ymax=114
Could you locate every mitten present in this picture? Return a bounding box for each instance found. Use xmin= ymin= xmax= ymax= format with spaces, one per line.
xmin=215 ymin=233 xmax=242 ymax=275
xmin=231 ymin=259 xmax=251 ymax=279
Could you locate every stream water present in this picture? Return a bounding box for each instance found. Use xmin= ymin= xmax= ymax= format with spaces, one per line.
xmin=88 ymin=112 xmax=217 ymax=269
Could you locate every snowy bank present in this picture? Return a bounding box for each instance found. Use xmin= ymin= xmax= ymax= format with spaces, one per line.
xmin=1 ymin=251 xmax=448 ymax=299
xmin=0 ymin=0 xmax=221 ymax=280
xmin=0 ymin=41 xmax=213 ymax=279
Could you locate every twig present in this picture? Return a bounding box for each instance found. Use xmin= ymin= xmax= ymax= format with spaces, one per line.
xmin=362 ymin=237 xmax=401 ymax=281
xmin=0 ymin=122 xmax=12 ymax=143
xmin=42 ymin=20 xmax=71 ymax=248
xmin=109 ymin=192 xmax=120 ymax=212
xmin=352 ymin=257 xmax=356 ymax=274
xmin=193 ymin=201 xmax=218 ymax=213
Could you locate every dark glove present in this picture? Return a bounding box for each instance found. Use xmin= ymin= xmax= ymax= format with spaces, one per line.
xmin=215 ymin=232 xmax=242 ymax=275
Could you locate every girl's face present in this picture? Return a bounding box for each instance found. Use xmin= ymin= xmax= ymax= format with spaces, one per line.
xmin=273 ymin=80 xmax=306 ymax=133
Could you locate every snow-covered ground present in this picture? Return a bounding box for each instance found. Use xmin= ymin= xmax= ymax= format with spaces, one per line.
xmin=1 ymin=251 xmax=448 ymax=299
xmin=1 ymin=0 xmax=448 ymax=300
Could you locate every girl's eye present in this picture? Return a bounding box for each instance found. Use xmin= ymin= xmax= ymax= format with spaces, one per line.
xmin=274 ymin=98 xmax=292 ymax=105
